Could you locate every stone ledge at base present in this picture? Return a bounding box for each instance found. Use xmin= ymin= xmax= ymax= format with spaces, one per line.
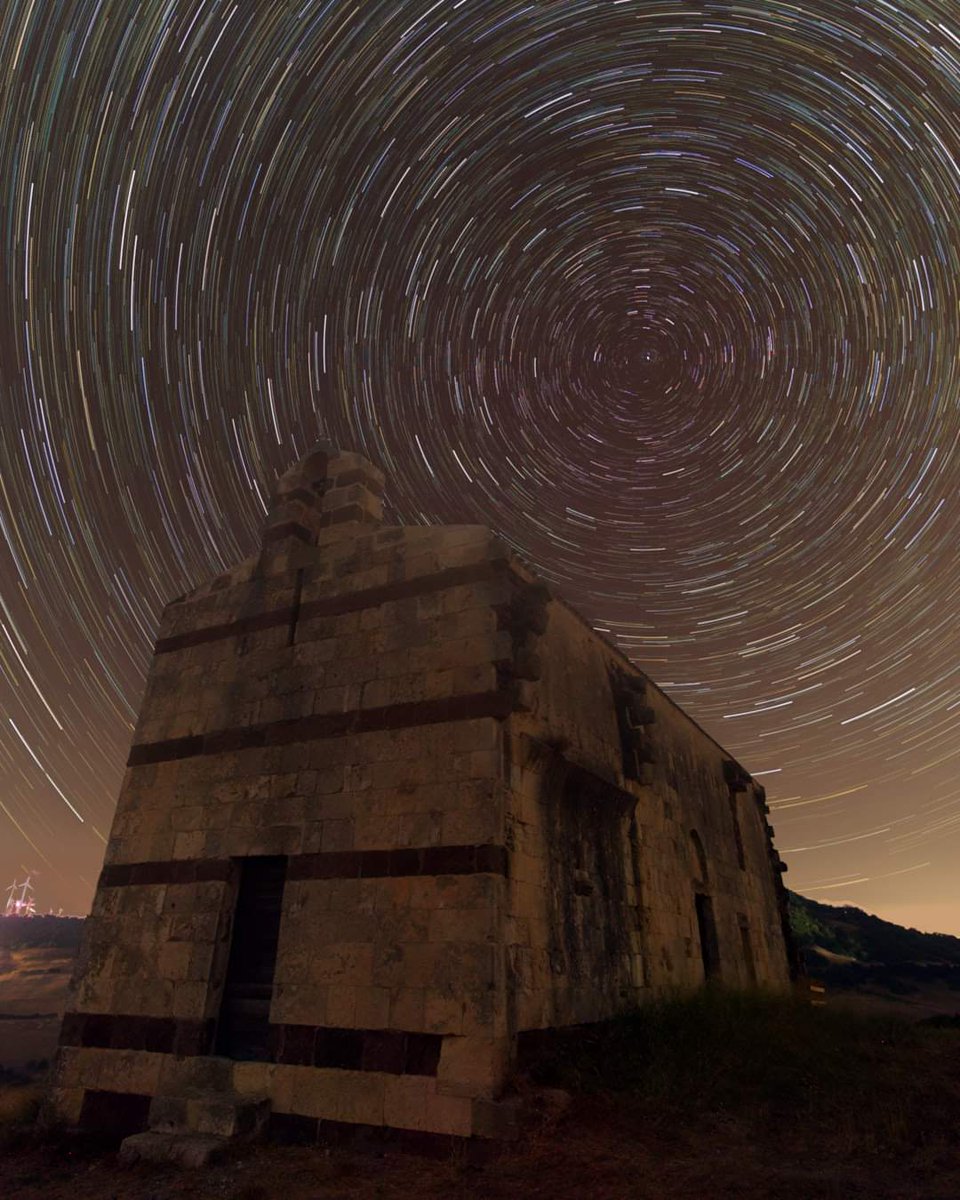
xmin=118 ymin=1088 xmax=272 ymax=1167
xmin=264 ymin=1094 xmax=522 ymax=1162
xmin=148 ymin=1089 xmax=271 ymax=1140
xmin=119 ymin=1131 xmax=231 ymax=1169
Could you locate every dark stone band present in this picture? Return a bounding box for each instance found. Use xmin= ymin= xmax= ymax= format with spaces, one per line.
xmin=154 ymin=560 xmax=509 ymax=654
xmin=127 ymin=690 xmax=513 ymax=767
xmin=60 ymin=1013 xmax=212 ymax=1057
xmin=97 ymin=843 xmax=509 ymax=889
xmin=262 ymin=521 xmax=316 ymax=546
xmin=98 ymin=859 xmax=233 ymax=886
xmin=271 ymin=1024 xmax=441 ymax=1074
xmin=288 ymin=843 xmax=508 ymax=881
xmin=60 ymin=1014 xmax=442 ymax=1076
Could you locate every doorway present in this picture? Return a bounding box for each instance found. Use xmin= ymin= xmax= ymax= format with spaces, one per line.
xmin=216 ymin=856 xmax=287 ymax=1060
xmin=694 ymin=892 xmax=721 ymax=981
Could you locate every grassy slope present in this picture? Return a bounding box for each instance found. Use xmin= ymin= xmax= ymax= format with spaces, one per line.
xmin=523 ymin=989 xmax=960 ymax=1148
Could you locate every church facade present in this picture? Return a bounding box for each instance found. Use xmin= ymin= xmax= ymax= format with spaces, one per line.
xmin=50 ymin=444 xmax=794 ymax=1154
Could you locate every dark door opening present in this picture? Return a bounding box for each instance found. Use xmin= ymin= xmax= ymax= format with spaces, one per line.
xmin=738 ymin=914 xmax=758 ymax=984
xmin=216 ymin=856 xmax=287 ymax=1061
xmin=695 ymin=892 xmax=721 ymax=981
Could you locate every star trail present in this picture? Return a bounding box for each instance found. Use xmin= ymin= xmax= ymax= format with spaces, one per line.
xmin=1 ymin=0 xmax=959 ymax=930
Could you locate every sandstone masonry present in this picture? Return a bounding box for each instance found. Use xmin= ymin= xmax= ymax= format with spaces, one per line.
xmin=49 ymin=444 xmax=795 ymax=1154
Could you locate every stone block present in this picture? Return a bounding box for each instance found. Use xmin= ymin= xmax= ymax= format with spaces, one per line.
xmin=232 ymin=1061 xmax=276 ymax=1097
xmin=158 ymin=942 xmax=193 ymax=982
xmin=190 ymin=1094 xmax=271 ymax=1139
xmin=148 ymin=1093 xmax=189 ymax=1133
xmin=440 ymin=805 xmax=501 ymax=846
xmin=423 ymin=994 xmax=465 ymax=1035
xmin=360 ymin=678 xmax=391 ymax=709
xmin=321 ymin=819 xmax=354 ymax=852
xmin=324 ymin=984 xmax=358 ymax=1026
xmin=46 ymin=1086 xmax=86 ymax=1127
xmin=120 ymin=1131 xmax=229 ymax=1169
xmin=97 ymin=1050 xmax=164 ymax=1096
xmin=437 ymin=1037 xmax=509 ymax=1100
xmin=457 ymin=750 xmax=500 ymax=779
xmin=331 ymin=1071 xmax=386 ymax=1126
xmin=353 ymin=810 xmax=401 ymax=849
xmin=171 ymin=982 xmax=208 ymax=1019
xmin=267 ymin=1064 xmax=298 ymax=1115
xmin=270 ymin=982 xmax=327 ymax=1026
xmin=383 ymin=1074 xmax=431 ymax=1131
xmin=388 ymin=987 xmax=425 ymax=1030
xmin=353 ymin=985 xmax=391 ymax=1029
xmin=424 ymin=1089 xmax=473 ymax=1136
xmin=428 ymin=907 xmax=496 ymax=945
xmin=55 ymin=1046 xmax=102 ymax=1091
xmin=311 ymin=944 xmax=374 ymax=988
xmin=396 ymin=810 xmax=443 ymax=847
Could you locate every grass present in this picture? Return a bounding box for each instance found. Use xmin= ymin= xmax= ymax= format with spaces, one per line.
xmin=521 ymin=986 xmax=960 ymax=1156
xmin=0 ymin=1084 xmax=41 ymax=1125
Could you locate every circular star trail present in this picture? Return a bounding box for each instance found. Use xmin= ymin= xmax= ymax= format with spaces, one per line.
xmin=1 ymin=0 xmax=959 ymax=928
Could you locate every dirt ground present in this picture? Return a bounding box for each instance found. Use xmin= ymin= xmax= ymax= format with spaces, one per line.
xmin=825 ymin=983 xmax=960 ymax=1023
xmin=0 ymin=1092 xmax=957 ymax=1200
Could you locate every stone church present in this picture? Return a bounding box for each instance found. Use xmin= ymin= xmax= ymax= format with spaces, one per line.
xmin=50 ymin=444 xmax=794 ymax=1158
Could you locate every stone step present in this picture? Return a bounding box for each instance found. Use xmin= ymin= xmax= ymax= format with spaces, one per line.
xmin=147 ymin=1089 xmax=271 ymax=1141
xmin=119 ymin=1131 xmax=230 ymax=1169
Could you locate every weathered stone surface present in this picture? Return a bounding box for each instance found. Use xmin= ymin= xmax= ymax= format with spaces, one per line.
xmin=119 ymin=1130 xmax=230 ymax=1168
xmin=51 ymin=446 xmax=794 ymax=1146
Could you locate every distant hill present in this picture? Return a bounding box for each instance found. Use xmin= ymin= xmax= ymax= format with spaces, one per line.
xmin=0 ymin=915 xmax=84 ymax=951
xmin=788 ymin=891 xmax=960 ymax=1012
xmin=789 ymin=891 xmax=960 ymax=965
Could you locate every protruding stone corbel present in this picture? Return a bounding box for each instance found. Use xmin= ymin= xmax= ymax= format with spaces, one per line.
xmin=495 ymin=581 xmax=551 ymax=712
xmin=722 ymin=759 xmax=750 ymax=792
xmin=611 ymin=670 xmax=657 ymax=786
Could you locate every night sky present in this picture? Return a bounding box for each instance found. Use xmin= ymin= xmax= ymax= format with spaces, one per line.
xmin=1 ymin=1 xmax=958 ymax=932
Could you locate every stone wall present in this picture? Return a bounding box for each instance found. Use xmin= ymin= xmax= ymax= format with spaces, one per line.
xmin=52 ymin=498 xmax=527 ymax=1138
xmin=50 ymin=446 xmax=792 ymax=1147
xmin=505 ymin=599 xmax=791 ymax=1035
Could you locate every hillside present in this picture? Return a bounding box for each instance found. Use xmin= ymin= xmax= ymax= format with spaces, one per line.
xmin=0 ymin=916 xmax=84 ymax=952
xmin=788 ymin=891 xmax=960 ymax=1018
